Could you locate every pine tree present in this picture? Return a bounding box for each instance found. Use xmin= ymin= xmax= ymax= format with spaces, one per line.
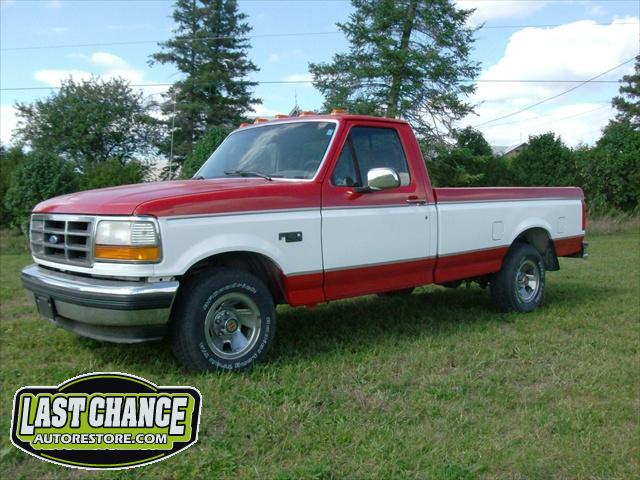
xmin=151 ymin=0 xmax=260 ymax=165
xmin=611 ymin=54 xmax=639 ymax=129
xmin=309 ymin=0 xmax=478 ymax=142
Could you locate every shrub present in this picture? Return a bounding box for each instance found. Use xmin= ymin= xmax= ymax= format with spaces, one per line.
xmin=80 ymin=159 xmax=145 ymax=191
xmin=180 ymin=127 xmax=230 ymax=179
xmin=511 ymin=133 xmax=577 ymax=187
xmin=577 ymin=120 xmax=640 ymax=213
xmin=4 ymin=151 xmax=78 ymax=231
xmin=0 ymin=145 xmax=27 ymax=226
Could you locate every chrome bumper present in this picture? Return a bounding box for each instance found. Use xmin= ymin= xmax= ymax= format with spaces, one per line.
xmin=21 ymin=264 xmax=179 ymax=343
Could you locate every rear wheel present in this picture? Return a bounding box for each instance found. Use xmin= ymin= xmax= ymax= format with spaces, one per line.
xmin=170 ymin=268 xmax=276 ymax=372
xmin=491 ymin=243 xmax=545 ymax=312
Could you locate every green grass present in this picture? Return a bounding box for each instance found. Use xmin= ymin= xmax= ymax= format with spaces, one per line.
xmin=1 ymin=232 xmax=638 ymax=479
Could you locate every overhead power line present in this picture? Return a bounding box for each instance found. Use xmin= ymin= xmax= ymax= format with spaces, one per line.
xmin=473 ymin=57 xmax=635 ymax=129
xmin=1 ymin=22 xmax=637 ymax=52
xmin=484 ymin=102 xmax=611 ymax=130
xmin=0 ymin=78 xmax=624 ymax=93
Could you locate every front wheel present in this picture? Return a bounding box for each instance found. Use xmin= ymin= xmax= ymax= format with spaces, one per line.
xmin=490 ymin=243 xmax=545 ymax=312
xmin=170 ymin=268 xmax=276 ymax=372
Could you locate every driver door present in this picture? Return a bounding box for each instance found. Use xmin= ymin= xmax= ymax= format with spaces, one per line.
xmin=321 ymin=122 xmax=432 ymax=300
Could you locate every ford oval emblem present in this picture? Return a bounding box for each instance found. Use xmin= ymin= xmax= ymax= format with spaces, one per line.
xmin=49 ymin=234 xmax=59 ymax=244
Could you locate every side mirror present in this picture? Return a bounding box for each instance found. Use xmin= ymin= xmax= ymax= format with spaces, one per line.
xmin=364 ymin=167 xmax=400 ymax=191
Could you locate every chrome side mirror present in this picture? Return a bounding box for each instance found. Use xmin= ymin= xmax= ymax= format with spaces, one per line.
xmin=366 ymin=167 xmax=400 ymax=191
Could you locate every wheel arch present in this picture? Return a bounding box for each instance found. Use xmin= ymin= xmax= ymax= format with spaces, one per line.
xmin=177 ymin=250 xmax=287 ymax=305
xmin=511 ymin=226 xmax=559 ymax=271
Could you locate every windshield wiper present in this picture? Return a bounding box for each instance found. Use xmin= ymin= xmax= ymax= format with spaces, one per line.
xmin=224 ymin=170 xmax=272 ymax=181
xmin=193 ymin=175 xmax=205 ymax=180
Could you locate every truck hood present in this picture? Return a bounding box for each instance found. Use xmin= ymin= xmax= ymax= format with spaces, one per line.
xmin=34 ymin=178 xmax=320 ymax=217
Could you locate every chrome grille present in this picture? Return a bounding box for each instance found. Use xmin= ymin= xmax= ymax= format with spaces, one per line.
xmin=30 ymin=214 xmax=95 ymax=266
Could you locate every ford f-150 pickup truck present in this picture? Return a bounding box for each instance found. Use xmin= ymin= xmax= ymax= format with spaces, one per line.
xmin=22 ymin=112 xmax=587 ymax=371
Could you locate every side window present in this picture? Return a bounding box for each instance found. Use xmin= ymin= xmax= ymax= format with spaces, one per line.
xmin=331 ymin=127 xmax=410 ymax=187
xmin=331 ymin=143 xmax=359 ymax=187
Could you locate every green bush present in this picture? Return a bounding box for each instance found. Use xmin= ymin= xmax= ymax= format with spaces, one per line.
xmin=511 ymin=133 xmax=577 ymax=187
xmin=80 ymin=159 xmax=145 ymax=191
xmin=577 ymin=121 xmax=640 ymax=213
xmin=0 ymin=145 xmax=27 ymax=226
xmin=180 ymin=127 xmax=230 ymax=179
xmin=4 ymin=151 xmax=78 ymax=231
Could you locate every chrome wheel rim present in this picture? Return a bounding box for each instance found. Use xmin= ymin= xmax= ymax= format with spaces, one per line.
xmin=204 ymin=292 xmax=261 ymax=360
xmin=515 ymin=259 xmax=541 ymax=303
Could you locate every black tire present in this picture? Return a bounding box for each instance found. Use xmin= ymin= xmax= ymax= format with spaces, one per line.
xmin=490 ymin=243 xmax=545 ymax=312
xmin=378 ymin=287 xmax=415 ymax=298
xmin=170 ymin=267 xmax=276 ymax=372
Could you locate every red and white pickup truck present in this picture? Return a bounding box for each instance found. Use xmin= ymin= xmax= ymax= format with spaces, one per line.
xmin=22 ymin=113 xmax=587 ymax=371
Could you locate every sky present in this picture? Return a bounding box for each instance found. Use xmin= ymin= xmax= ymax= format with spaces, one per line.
xmin=1 ymin=0 xmax=639 ymax=149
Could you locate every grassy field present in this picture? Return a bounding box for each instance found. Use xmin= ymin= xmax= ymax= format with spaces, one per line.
xmin=1 ymin=230 xmax=638 ymax=479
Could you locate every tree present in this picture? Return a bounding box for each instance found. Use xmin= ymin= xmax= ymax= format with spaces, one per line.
xmin=455 ymin=126 xmax=493 ymax=156
xmin=309 ymin=0 xmax=479 ymax=141
xmin=151 ymin=0 xmax=259 ymax=163
xmin=80 ymin=160 xmax=146 ymax=191
xmin=511 ymin=133 xmax=577 ymax=187
xmin=0 ymin=144 xmax=27 ymax=226
xmin=612 ymin=54 xmax=639 ymax=129
xmin=14 ymin=77 xmax=162 ymax=167
xmin=180 ymin=126 xmax=230 ymax=179
xmin=4 ymin=152 xmax=78 ymax=230
xmin=576 ymin=59 xmax=640 ymax=212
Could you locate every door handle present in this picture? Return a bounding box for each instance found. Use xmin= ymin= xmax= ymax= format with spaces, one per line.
xmin=406 ymin=196 xmax=426 ymax=205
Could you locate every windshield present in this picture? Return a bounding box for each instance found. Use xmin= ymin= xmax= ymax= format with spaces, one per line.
xmin=196 ymin=121 xmax=337 ymax=180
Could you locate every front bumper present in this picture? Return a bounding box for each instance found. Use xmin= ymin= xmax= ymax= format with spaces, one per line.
xmin=21 ymin=264 xmax=179 ymax=343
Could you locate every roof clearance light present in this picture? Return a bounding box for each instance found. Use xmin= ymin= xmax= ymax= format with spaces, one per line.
xmin=275 ymin=114 xmax=288 ymax=119
xmin=239 ymin=122 xmax=251 ymax=127
xmin=300 ymin=111 xmax=315 ymax=117
xmin=254 ymin=117 xmax=269 ymax=123
xmin=331 ymin=108 xmax=346 ymax=115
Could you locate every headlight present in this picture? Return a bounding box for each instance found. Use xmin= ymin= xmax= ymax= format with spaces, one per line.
xmin=94 ymin=220 xmax=161 ymax=262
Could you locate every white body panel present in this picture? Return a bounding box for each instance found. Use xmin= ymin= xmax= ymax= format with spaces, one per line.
xmin=32 ymin=199 xmax=582 ymax=280
xmin=321 ymin=205 xmax=433 ymax=270
xmin=435 ymin=199 xmax=584 ymax=256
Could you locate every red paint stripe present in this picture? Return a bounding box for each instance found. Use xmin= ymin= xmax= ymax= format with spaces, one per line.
xmin=283 ymin=246 xmax=513 ymax=305
xmin=434 ymin=247 xmax=509 ymax=284
xmin=554 ymin=235 xmax=584 ymax=257
xmin=282 ymin=272 xmax=325 ymax=306
xmin=324 ymin=258 xmax=435 ymax=301
xmin=434 ymin=187 xmax=584 ymax=203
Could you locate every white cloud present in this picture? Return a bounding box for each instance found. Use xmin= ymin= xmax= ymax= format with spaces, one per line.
xmin=34 ymin=52 xmax=148 ymax=87
xmin=267 ymin=49 xmax=305 ymax=64
xmin=281 ymin=73 xmax=313 ymax=87
xmin=456 ymin=0 xmax=549 ymax=25
xmin=251 ymin=104 xmax=280 ymax=117
xmin=48 ymin=26 xmax=68 ymax=34
xmin=0 ymin=105 xmax=18 ymax=145
xmin=480 ymin=102 xmax=614 ymax=147
xmin=587 ymin=4 xmax=606 ymax=16
xmin=35 ymin=69 xmax=93 ymax=87
xmin=465 ymin=18 xmax=638 ymax=146
xmin=90 ymin=52 xmax=129 ymax=69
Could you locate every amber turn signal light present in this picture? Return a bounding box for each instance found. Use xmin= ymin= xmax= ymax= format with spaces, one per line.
xmin=331 ymin=108 xmax=346 ymax=114
xmin=95 ymin=245 xmax=160 ymax=262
